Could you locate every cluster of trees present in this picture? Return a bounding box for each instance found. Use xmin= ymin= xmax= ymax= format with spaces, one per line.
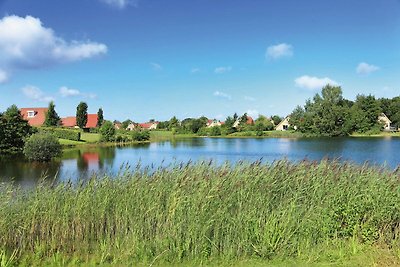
xmin=291 ymin=85 xmax=400 ymax=136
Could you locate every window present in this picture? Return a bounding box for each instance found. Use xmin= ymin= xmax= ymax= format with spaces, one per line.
xmin=283 ymin=125 xmax=288 ymax=130
xmin=27 ymin=111 xmax=35 ymax=118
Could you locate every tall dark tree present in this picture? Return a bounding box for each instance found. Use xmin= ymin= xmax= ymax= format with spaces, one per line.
xmin=44 ymin=101 xmax=61 ymax=127
xmin=0 ymin=105 xmax=32 ymax=153
xmin=76 ymin=102 xmax=88 ymax=129
xmin=97 ymin=108 xmax=104 ymax=127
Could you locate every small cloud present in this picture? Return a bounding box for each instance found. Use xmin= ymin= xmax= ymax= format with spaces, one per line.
xmin=213 ymin=91 xmax=231 ymax=100
xmin=244 ymin=96 xmax=256 ymax=102
xmin=266 ymin=43 xmax=293 ymax=60
xmin=22 ymin=85 xmax=54 ymax=102
xmin=150 ymin=62 xmax=162 ymax=71
xmin=214 ymin=66 xmax=232 ymax=74
xmin=100 ymin=0 xmax=136 ymax=8
xmin=356 ymin=62 xmax=380 ymax=74
xmin=191 ymin=68 xmax=200 ymax=74
xmin=295 ymin=75 xmax=339 ymax=91
xmin=0 ymin=69 xmax=8 ymax=84
xmin=246 ymin=109 xmax=259 ymax=118
xmin=59 ymin=86 xmax=97 ymax=99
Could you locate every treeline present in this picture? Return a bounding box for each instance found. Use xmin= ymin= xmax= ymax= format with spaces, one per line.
xmin=147 ymin=114 xmax=282 ymax=136
xmin=291 ymin=85 xmax=400 ymax=136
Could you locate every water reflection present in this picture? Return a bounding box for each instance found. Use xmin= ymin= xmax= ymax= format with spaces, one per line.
xmin=1 ymin=137 xmax=400 ymax=187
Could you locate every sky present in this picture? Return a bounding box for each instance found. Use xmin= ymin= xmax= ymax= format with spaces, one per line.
xmin=0 ymin=0 xmax=399 ymax=122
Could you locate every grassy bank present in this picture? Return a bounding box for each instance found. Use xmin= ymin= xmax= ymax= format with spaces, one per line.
xmin=1 ymin=160 xmax=400 ymax=266
xmin=351 ymin=132 xmax=400 ymax=138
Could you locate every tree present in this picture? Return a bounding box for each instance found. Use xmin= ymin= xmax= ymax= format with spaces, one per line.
xmin=97 ymin=108 xmax=104 ymax=127
xmin=290 ymin=85 xmax=351 ymax=136
xmin=0 ymin=105 xmax=32 ymax=153
xmin=350 ymin=95 xmax=381 ymax=133
xmin=271 ymin=115 xmax=282 ymax=126
xmin=76 ymin=102 xmax=88 ymax=129
xmin=44 ymin=101 xmax=61 ymax=127
xmin=100 ymin=121 xmax=116 ymax=142
xmin=168 ymin=116 xmax=180 ymax=130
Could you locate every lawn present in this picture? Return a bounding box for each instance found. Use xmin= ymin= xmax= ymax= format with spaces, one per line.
xmin=80 ymin=132 xmax=100 ymax=143
xmin=2 ymin=160 xmax=400 ymax=266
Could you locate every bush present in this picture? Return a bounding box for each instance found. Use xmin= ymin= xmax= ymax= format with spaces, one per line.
xmin=23 ymin=133 xmax=62 ymax=161
xmin=39 ymin=127 xmax=81 ymax=141
xmin=130 ymin=130 xmax=150 ymax=141
xmin=100 ymin=121 xmax=116 ymax=142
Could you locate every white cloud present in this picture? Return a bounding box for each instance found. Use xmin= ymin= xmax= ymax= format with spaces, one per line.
xmin=266 ymin=43 xmax=293 ymax=59
xmin=244 ymin=96 xmax=256 ymax=101
xmin=356 ymin=62 xmax=380 ymax=74
xmin=213 ymin=91 xmax=231 ymax=100
xmin=295 ymin=75 xmax=339 ymax=90
xmin=150 ymin=62 xmax=162 ymax=71
xmin=214 ymin=66 xmax=232 ymax=74
xmin=100 ymin=0 xmax=135 ymax=8
xmin=191 ymin=68 xmax=200 ymax=74
xmin=59 ymin=86 xmax=97 ymax=99
xmin=0 ymin=69 xmax=8 ymax=84
xmin=246 ymin=109 xmax=259 ymax=118
xmin=22 ymin=85 xmax=54 ymax=102
xmin=0 ymin=15 xmax=107 ymax=71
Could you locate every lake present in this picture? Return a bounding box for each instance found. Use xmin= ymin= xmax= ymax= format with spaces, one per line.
xmin=1 ymin=137 xmax=399 ymax=187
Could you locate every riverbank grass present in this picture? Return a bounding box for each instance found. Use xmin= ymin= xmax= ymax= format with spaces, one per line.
xmin=1 ymin=160 xmax=400 ymax=266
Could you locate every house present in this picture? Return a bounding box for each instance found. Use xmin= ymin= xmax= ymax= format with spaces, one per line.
xmin=61 ymin=114 xmax=98 ymax=129
xmin=276 ymin=116 xmax=292 ymax=131
xmin=114 ymin=122 xmax=123 ymax=130
xmin=126 ymin=123 xmax=137 ymax=131
xmin=20 ymin=107 xmax=48 ymax=127
xmin=127 ymin=122 xmax=159 ymax=130
xmin=139 ymin=122 xmax=159 ymax=130
xmin=206 ymin=119 xmax=223 ymax=128
xmin=233 ymin=116 xmax=254 ymax=128
xmin=378 ymin=113 xmax=392 ymax=131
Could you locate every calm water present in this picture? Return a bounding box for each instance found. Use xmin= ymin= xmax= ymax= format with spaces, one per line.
xmin=1 ymin=137 xmax=400 ymax=187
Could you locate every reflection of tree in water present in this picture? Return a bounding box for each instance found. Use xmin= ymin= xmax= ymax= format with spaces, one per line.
xmin=98 ymin=147 xmax=116 ymax=168
xmin=0 ymin=155 xmax=61 ymax=187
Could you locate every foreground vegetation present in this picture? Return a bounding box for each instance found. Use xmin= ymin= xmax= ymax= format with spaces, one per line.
xmin=1 ymin=160 xmax=400 ymax=266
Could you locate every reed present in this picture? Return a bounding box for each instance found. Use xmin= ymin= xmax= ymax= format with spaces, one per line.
xmin=1 ymin=160 xmax=400 ymax=266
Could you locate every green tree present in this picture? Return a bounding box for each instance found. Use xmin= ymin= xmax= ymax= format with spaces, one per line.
xmin=168 ymin=116 xmax=180 ymax=130
xmin=44 ymin=101 xmax=61 ymax=127
xmin=100 ymin=121 xmax=116 ymax=142
xmin=271 ymin=115 xmax=283 ymax=126
xmin=351 ymin=95 xmax=381 ymax=133
xmin=0 ymin=105 xmax=33 ymax=153
xmin=290 ymin=85 xmax=351 ymax=136
xmin=76 ymin=102 xmax=88 ymax=129
xmin=97 ymin=108 xmax=104 ymax=127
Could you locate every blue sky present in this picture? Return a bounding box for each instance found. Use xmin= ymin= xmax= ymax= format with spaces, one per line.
xmin=0 ymin=0 xmax=399 ymax=122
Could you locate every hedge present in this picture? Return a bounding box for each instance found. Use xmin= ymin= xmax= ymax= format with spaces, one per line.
xmin=39 ymin=127 xmax=81 ymax=141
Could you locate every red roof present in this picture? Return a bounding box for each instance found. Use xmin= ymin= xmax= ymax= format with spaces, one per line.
xmin=61 ymin=114 xmax=98 ymax=128
xmin=61 ymin=117 xmax=76 ymax=127
xmin=246 ymin=116 xmax=254 ymax=125
xmin=20 ymin=108 xmax=48 ymax=126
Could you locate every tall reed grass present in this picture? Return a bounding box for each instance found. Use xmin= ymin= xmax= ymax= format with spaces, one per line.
xmin=1 ymin=160 xmax=400 ymax=266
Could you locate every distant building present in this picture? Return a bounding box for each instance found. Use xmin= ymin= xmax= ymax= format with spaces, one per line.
xmin=276 ymin=116 xmax=292 ymax=131
xmin=114 ymin=122 xmax=123 ymax=130
xmin=61 ymin=114 xmax=98 ymax=129
xmin=20 ymin=107 xmax=48 ymax=127
xmin=378 ymin=113 xmax=392 ymax=131
xmin=127 ymin=122 xmax=159 ymax=130
xmin=206 ymin=119 xmax=223 ymax=128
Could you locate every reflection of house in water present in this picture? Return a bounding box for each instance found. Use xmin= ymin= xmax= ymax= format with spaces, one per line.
xmin=78 ymin=152 xmax=101 ymax=173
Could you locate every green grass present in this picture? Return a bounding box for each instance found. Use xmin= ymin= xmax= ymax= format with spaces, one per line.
xmin=1 ymin=160 xmax=400 ymax=266
xmin=80 ymin=132 xmax=100 ymax=143
xmin=351 ymin=132 xmax=400 ymax=137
